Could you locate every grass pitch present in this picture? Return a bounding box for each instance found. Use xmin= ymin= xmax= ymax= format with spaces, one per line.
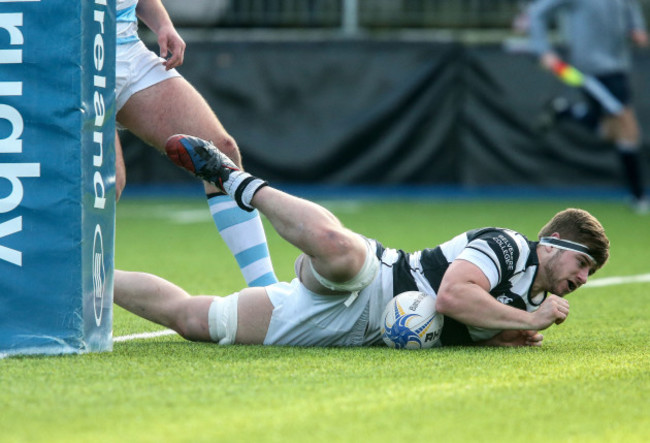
xmin=1 ymin=196 xmax=649 ymax=442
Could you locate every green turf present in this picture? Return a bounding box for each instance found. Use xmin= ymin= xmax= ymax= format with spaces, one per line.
xmin=1 ymin=197 xmax=649 ymax=442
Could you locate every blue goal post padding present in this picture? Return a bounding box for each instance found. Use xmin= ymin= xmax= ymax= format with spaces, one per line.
xmin=0 ymin=0 xmax=115 ymax=356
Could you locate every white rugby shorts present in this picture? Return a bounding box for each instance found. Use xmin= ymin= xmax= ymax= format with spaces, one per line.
xmin=263 ymin=272 xmax=390 ymax=347
xmin=116 ymin=40 xmax=181 ymax=114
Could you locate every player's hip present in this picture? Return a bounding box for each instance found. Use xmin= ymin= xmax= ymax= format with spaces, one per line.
xmin=115 ymin=40 xmax=181 ymax=113
xmin=263 ymin=271 xmax=391 ymax=347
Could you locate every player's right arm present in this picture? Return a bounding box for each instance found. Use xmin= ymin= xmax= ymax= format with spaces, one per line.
xmin=527 ymin=0 xmax=573 ymax=61
xmin=135 ymin=0 xmax=186 ymax=70
xmin=435 ymin=259 xmax=569 ymax=331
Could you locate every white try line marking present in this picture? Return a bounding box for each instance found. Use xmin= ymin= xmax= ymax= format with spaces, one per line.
xmin=113 ymin=329 xmax=177 ymax=342
xmin=113 ymin=273 xmax=650 ymax=343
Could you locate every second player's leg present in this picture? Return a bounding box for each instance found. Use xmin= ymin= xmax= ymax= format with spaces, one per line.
xmin=115 ymin=131 xmax=127 ymax=201
xmin=116 ymin=77 xmax=242 ymax=167
xmin=118 ymin=77 xmax=278 ymax=285
xmin=605 ymin=108 xmax=647 ymax=205
xmin=609 ymin=108 xmax=641 ymax=145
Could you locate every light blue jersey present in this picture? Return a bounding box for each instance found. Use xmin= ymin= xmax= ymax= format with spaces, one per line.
xmin=116 ymin=0 xmax=139 ymax=45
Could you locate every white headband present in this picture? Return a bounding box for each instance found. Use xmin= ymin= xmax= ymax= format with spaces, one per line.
xmin=539 ymin=237 xmax=596 ymax=264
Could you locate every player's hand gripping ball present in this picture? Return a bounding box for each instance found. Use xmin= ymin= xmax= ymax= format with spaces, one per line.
xmin=381 ymin=291 xmax=443 ymax=349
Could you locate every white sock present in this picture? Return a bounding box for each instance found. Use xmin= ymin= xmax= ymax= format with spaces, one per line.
xmin=208 ymin=194 xmax=278 ymax=287
xmin=222 ymin=171 xmax=267 ymax=211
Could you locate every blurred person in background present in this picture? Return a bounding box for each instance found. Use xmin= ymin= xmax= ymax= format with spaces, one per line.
xmin=528 ymin=0 xmax=649 ymax=213
xmin=115 ymin=0 xmax=278 ymax=287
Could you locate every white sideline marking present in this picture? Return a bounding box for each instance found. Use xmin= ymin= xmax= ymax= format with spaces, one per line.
xmin=584 ymin=273 xmax=650 ymax=288
xmin=113 ymin=273 xmax=650 ymax=343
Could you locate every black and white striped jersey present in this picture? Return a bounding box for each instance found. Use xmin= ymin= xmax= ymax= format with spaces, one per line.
xmin=371 ymin=227 xmax=547 ymax=346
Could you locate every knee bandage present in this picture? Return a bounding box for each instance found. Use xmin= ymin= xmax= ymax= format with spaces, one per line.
xmin=208 ymin=293 xmax=239 ymax=345
xmin=308 ymin=238 xmax=379 ymax=294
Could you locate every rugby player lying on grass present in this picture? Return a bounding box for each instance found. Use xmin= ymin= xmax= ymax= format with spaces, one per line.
xmin=114 ymin=135 xmax=610 ymax=348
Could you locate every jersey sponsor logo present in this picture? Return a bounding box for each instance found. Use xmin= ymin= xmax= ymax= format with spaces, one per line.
xmin=493 ymin=234 xmax=515 ymax=271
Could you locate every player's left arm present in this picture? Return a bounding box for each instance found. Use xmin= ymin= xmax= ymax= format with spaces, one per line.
xmin=135 ymin=0 xmax=186 ymax=70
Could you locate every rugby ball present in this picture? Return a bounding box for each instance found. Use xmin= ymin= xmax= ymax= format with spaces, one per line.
xmin=381 ymin=291 xmax=443 ymax=349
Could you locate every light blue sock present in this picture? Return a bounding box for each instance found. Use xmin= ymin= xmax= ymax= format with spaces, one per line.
xmin=208 ymin=194 xmax=278 ymax=287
